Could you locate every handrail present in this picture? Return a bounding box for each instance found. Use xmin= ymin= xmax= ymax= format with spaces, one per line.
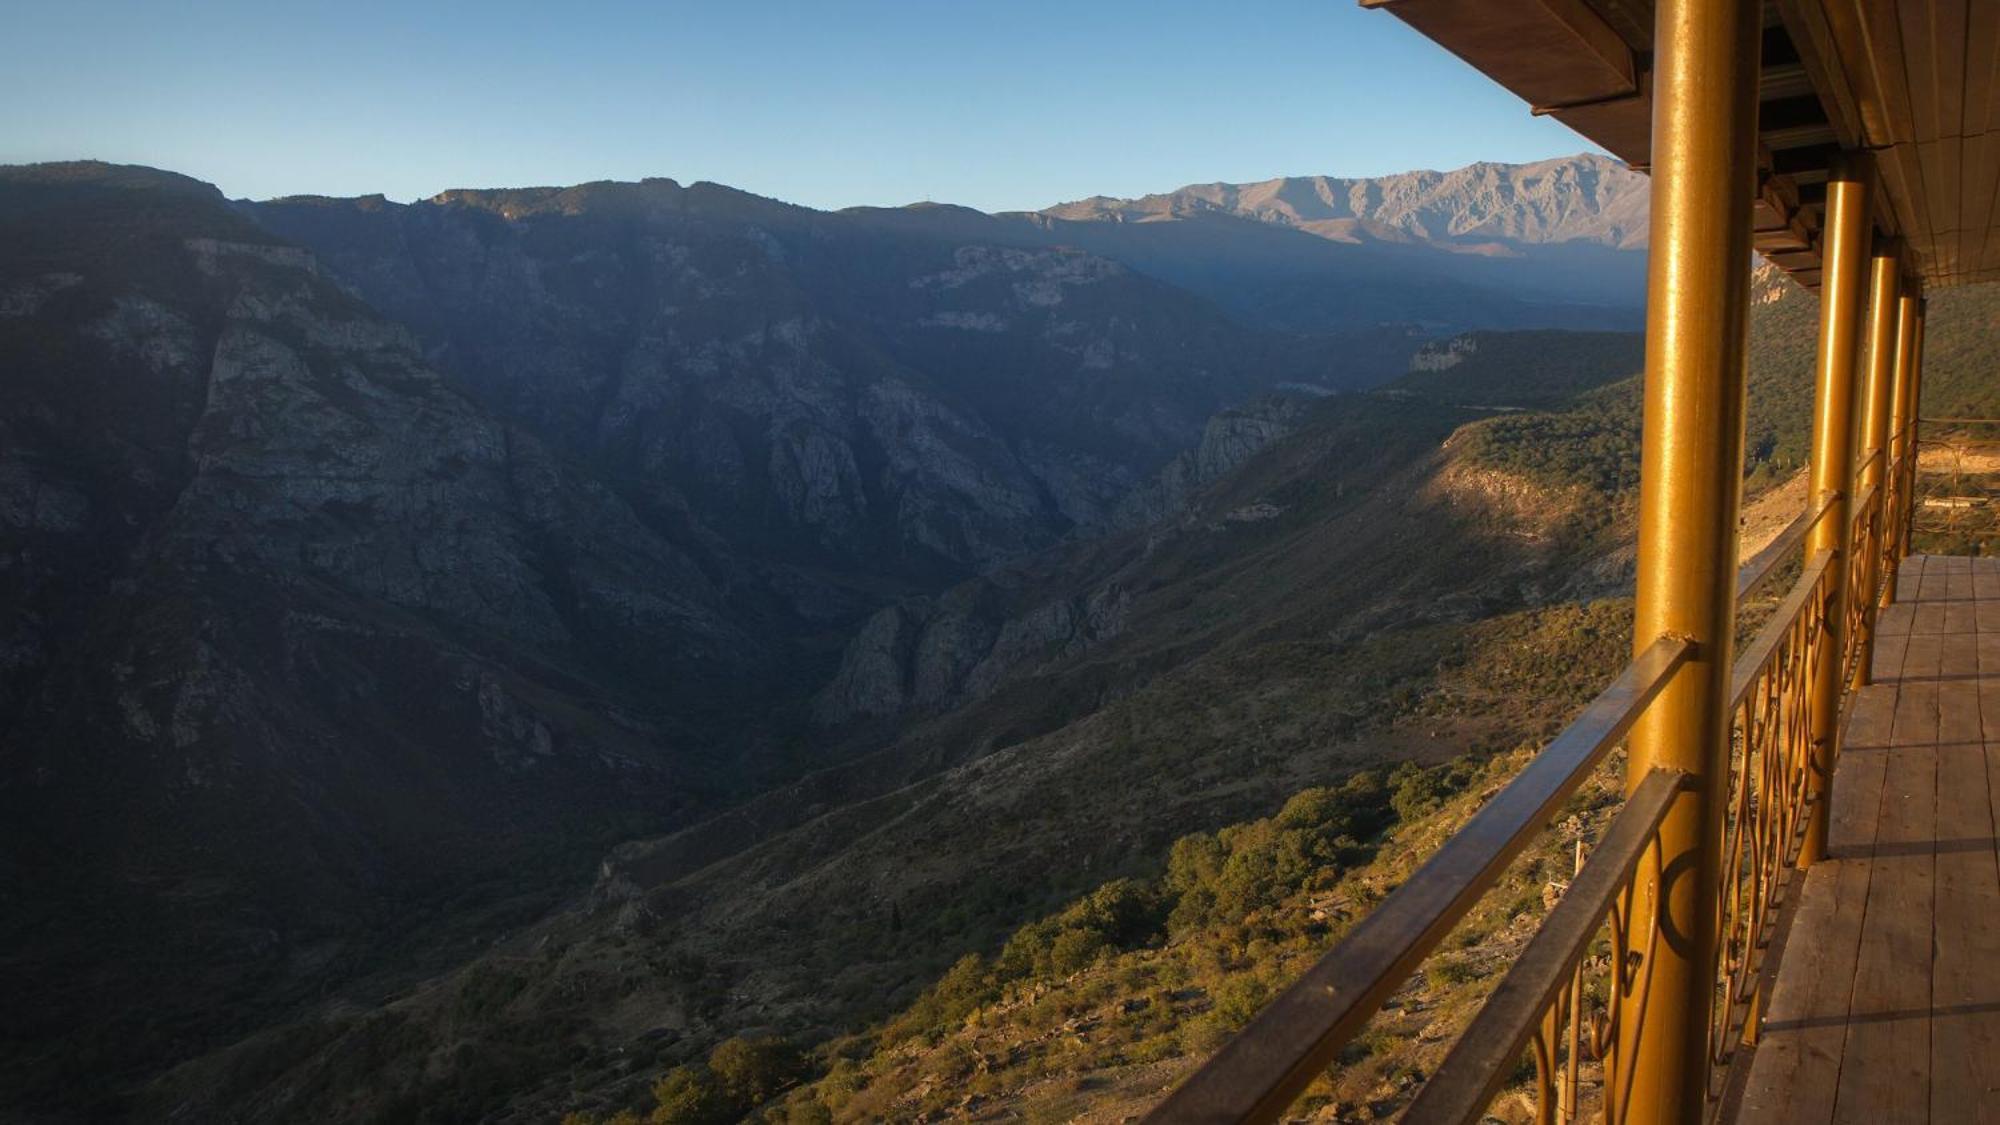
xmin=1735 ymin=491 xmax=1837 ymax=602
xmin=1730 ymin=549 xmax=1834 ymax=707
xmin=1148 ymin=492 xmax=1843 ymax=1124
xmin=1400 ymin=548 xmax=1837 ymax=1125
xmin=1399 ymin=767 xmax=1686 ymax=1125
xmin=1906 ymin=418 xmax=2000 ymax=548
xmin=1142 ymin=634 xmax=1695 ymax=1124
xmin=1852 ymin=445 xmax=1884 ymax=485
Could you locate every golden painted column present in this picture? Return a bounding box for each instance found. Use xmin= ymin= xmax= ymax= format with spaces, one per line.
xmin=1882 ymin=287 xmax=1922 ymax=601
xmin=1850 ymin=245 xmax=1902 ymax=687
xmin=1901 ymin=297 xmax=1928 ymax=556
xmin=1617 ymin=0 xmax=1761 ymax=1119
xmin=1798 ymin=155 xmax=1872 ymax=868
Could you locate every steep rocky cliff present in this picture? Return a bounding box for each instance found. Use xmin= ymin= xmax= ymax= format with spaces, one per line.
xmin=0 ymin=163 xmax=802 ymax=1112
xmin=243 ymin=182 xmax=1366 ymax=596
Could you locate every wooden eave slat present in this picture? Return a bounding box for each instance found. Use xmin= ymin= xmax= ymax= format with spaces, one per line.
xmin=1921 ymin=0 xmax=1968 ymax=275
xmin=1774 ymin=0 xmax=1867 ymax=149
xmin=1964 ymin=3 xmax=2000 ymax=286
xmin=1582 ymin=0 xmax=1653 ymax=52
xmin=1904 ymin=0 xmax=1959 ymax=276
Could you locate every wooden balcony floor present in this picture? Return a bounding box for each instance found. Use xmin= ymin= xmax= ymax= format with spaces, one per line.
xmin=1736 ymin=554 xmax=2000 ymax=1124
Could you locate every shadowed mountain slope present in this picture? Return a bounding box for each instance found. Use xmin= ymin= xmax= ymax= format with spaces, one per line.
xmin=0 ymin=155 xmax=1760 ymax=1123
xmin=245 ymin=181 xmax=1375 ymax=595
xmin=0 ymin=163 xmax=809 ymax=1114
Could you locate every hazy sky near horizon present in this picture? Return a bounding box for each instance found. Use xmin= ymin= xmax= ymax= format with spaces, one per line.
xmin=1 ymin=0 xmax=1600 ymax=212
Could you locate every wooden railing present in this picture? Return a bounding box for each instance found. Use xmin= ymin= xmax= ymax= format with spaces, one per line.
xmin=1147 ymin=464 xmax=1903 ymax=1124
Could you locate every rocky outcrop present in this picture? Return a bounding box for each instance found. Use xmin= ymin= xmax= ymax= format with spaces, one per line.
xmin=816 ymin=391 xmax=1313 ymax=728
xmin=814 ymin=580 xmax=1130 ymax=726
xmin=1426 ymin=451 xmax=1590 ymax=543
xmin=1411 ymin=334 xmax=1478 ymax=372
xmin=1112 ymin=395 xmax=1313 ymax=527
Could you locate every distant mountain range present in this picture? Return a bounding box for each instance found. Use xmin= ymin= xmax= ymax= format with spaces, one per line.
xmin=1024 ymin=152 xmax=1650 ymax=330
xmin=1044 ymin=153 xmax=1647 ymax=250
xmin=0 ymin=152 xmax=1654 ymax=1120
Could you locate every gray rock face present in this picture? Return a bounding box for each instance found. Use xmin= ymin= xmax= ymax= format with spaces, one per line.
xmin=1113 ymin=395 xmax=1314 ymax=528
xmin=814 ymin=389 xmax=1309 ymax=728
xmin=244 ymin=183 xmax=1307 ymax=592
xmin=0 ymin=164 xmax=777 ymax=1106
xmin=814 ymin=578 xmax=1130 ymax=726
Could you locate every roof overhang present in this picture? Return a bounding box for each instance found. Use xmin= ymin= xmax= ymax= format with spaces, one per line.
xmin=1363 ymin=0 xmax=2000 ymax=291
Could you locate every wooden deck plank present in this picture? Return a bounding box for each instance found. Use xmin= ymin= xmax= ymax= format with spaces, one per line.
xmin=1898 ymin=555 xmax=1931 ymax=603
xmin=1920 ymin=559 xmax=1954 ymax=604
xmin=1874 ymin=625 xmax=1913 ymax=684
xmin=1973 ymin=599 xmax=2000 ymax=634
xmin=1827 ymin=737 xmax=1936 ymax=1125
xmin=1738 ymin=686 xmax=1895 ymax=1125
xmin=1946 ymin=559 xmax=1979 ymax=630
xmin=1727 ymin=557 xmax=2000 ymax=1123
xmin=1943 ymin=596 xmax=1980 ymax=635
xmin=1929 ymin=742 xmax=2000 ymax=1121
xmin=1912 ymin=598 xmax=1951 ymax=636
xmin=1973 ymin=565 xmax=2000 ymax=604
xmin=1892 ymin=633 xmax=1943 ymax=747
xmin=1880 ymin=601 xmax=1917 ymax=637
xmin=1937 ymin=642 xmax=1983 ymax=745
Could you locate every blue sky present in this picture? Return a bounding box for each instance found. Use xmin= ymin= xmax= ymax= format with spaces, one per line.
xmin=0 ymin=1 xmax=1597 ymax=212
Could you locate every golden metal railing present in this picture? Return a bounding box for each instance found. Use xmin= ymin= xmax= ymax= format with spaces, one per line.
xmin=1401 ymin=554 xmax=1838 ymax=1125
xmin=1149 ymin=475 xmax=1885 ymax=1125
xmin=1400 ymin=768 xmax=1682 ymax=1125
xmin=1709 ymin=548 xmax=1835 ymax=1087
xmin=1142 ymin=635 xmax=1694 ymax=1123
xmin=1842 ymin=448 xmax=1886 ymax=687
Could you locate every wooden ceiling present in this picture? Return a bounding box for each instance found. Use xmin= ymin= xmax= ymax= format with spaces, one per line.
xmin=1362 ymin=0 xmax=2000 ymax=291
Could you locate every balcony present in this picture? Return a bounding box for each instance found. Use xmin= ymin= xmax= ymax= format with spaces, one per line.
xmin=1738 ymin=554 xmax=2000 ymax=1123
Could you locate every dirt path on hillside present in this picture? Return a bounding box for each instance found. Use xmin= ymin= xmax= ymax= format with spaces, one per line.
xmin=1739 ymin=468 xmax=1810 ymax=560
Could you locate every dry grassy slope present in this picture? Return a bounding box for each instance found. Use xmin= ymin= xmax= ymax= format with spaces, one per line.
xmin=141 ymin=381 xmax=1635 ymax=1123
xmin=744 ymin=476 xmax=1809 ymax=1125
xmin=804 ymin=730 xmax=1634 ymax=1124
